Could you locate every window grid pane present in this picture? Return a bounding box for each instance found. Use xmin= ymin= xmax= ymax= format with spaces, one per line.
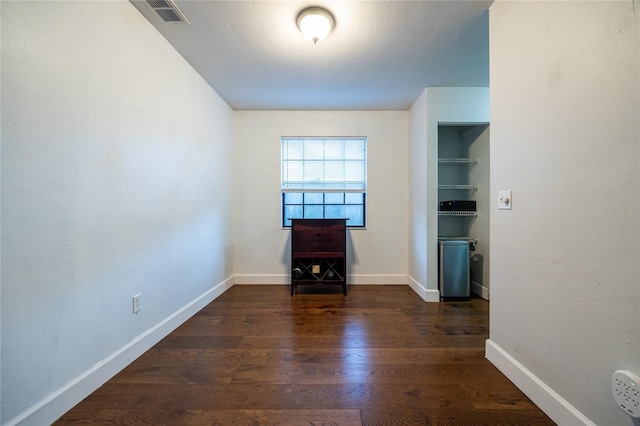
xmin=345 ymin=193 xmax=363 ymax=204
xmin=324 ymin=193 xmax=344 ymax=204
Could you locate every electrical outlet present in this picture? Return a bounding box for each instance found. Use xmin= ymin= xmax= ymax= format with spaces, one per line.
xmin=132 ymin=293 xmax=142 ymax=314
xmin=613 ymin=370 xmax=640 ymax=418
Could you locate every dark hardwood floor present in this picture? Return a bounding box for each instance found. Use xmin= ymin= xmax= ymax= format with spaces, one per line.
xmin=56 ymin=285 xmax=555 ymax=425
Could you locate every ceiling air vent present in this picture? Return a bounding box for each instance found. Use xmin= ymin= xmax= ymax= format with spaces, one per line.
xmin=145 ymin=0 xmax=189 ymax=24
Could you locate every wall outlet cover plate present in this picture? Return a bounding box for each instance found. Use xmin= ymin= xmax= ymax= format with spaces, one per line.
xmin=498 ymin=190 xmax=512 ymax=210
xmin=613 ymin=370 xmax=640 ymax=418
xmin=132 ymin=294 xmax=142 ymax=314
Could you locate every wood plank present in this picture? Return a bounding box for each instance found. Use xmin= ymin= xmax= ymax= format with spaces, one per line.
xmin=230 ymin=361 xmax=514 ymax=385
xmin=62 ymin=383 xmax=473 ymax=411
xmin=55 ymin=409 xmax=362 ymax=425
xmin=239 ymin=335 xmax=489 ymax=349
xmin=267 ymin=348 xmax=487 ymax=364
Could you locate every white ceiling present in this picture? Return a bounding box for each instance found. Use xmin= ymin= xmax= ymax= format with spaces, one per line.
xmin=130 ymin=0 xmax=491 ymax=110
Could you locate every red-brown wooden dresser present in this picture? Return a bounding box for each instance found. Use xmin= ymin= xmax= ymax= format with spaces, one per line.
xmin=290 ymin=218 xmax=347 ymax=295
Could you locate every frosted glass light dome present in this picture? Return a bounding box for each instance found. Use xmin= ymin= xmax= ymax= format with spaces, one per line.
xmin=297 ymin=7 xmax=334 ymax=44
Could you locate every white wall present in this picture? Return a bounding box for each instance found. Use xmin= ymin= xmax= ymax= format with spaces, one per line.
xmin=487 ymin=1 xmax=639 ymax=424
xmin=1 ymin=1 xmax=234 ymax=424
xmin=409 ymin=88 xmax=490 ymax=301
xmin=233 ymin=111 xmax=409 ymax=285
xmin=408 ymin=91 xmax=430 ymax=299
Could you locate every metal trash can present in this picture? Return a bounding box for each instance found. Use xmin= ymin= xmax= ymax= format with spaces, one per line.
xmin=438 ymin=240 xmax=470 ymax=298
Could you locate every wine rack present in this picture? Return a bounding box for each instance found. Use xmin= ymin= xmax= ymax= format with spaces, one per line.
xmin=292 ymin=258 xmax=345 ymax=282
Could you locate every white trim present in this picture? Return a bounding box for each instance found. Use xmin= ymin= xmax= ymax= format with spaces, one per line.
xmin=485 ymin=339 xmax=596 ymax=426
xmin=234 ymin=274 xmax=407 ymax=286
xmin=234 ymin=274 xmax=288 ymax=285
xmin=282 ymin=188 xmax=366 ymax=193
xmin=471 ymin=280 xmax=490 ymax=300
xmin=6 ymin=276 xmax=235 ymax=426
xmin=408 ymin=275 xmax=440 ymax=302
xmin=348 ymin=274 xmax=406 ymax=285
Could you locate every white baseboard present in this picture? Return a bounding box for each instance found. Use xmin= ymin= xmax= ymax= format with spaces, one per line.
xmin=471 ymin=280 xmax=489 ymax=300
xmin=348 ymin=274 xmax=407 ymax=285
xmin=485 ymin=339 xmax=595 ymax=426
xmin=234 ymin=274 xmax=288 ymax=284
xmin=408 ymin=275 xmax=440 ymax=302
xmin=234 ymin=274 xmax=407 ymax=285
xmin=8 ymin=276 xmax=235 ymax=426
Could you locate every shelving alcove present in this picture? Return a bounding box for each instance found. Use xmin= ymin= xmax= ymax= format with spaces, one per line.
xmin=438 ymin=157 xmax=479 ymax=244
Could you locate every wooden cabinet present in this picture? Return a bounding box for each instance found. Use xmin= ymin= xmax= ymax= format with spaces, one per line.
xmin=290 ymin=219 xmax=347 ymax=295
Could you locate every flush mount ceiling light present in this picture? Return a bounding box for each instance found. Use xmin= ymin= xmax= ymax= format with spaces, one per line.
xmin=296 ymin=6 xmax=335 ymax=45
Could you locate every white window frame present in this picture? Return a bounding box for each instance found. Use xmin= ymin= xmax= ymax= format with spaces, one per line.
xmin=281 ymin=137 xmax=367 ymax=228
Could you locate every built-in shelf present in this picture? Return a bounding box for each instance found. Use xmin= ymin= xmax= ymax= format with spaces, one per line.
xmin=438 ymin=211 xmax=477 ymax=217
xmin=438 ymin=236 xmax=478 ymax=243
xmin=438 ymin=158 xmax=478 ymax=165
xmin=438 ymin=184 xmax=478 ymax=190
xmin=438 ymin=152 xmax=478 ymax=244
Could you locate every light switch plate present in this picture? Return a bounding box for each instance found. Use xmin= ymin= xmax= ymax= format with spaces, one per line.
xmin=498 ymin=190 xmax=512 ymax=210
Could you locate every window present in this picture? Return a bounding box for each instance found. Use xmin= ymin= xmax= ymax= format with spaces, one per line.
xmin=281 ymin=137 xmax=367 ymax=227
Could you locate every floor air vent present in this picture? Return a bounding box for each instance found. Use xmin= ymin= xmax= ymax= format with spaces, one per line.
xmin=145 ymin=0 xmax=189 ymax=24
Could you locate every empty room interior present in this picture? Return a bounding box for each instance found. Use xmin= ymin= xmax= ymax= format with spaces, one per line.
xmin=1 ymin=1 xmax=638 ymax=425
